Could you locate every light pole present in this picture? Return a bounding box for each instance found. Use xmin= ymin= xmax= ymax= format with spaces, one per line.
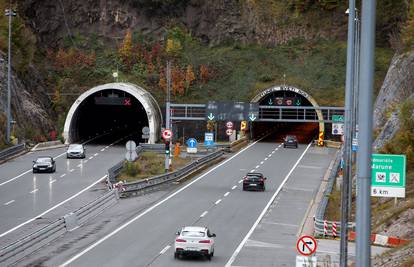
xmin=5 ymin=3 xmax=16 ymax=144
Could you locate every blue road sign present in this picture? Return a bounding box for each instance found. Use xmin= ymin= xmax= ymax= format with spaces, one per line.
xmin=187 ymin=138 xmax=197 ymax=148
xmin=204 ymin=133 xmax=214 ymax=147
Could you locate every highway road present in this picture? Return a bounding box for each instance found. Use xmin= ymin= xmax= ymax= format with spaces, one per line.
xmin=45 ymin=134 xmax=336 ymax=267
xmin=0 ymin=138 xmax=126 ymax=240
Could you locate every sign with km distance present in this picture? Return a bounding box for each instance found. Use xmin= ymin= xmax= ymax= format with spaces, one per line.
xmin=371 ymin=154 xmax=406 ymax=198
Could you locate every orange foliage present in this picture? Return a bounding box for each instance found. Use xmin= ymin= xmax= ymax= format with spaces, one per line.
xmin=172 ymin=65 xmax=185 ymax=96
xmin=159 ymin=70 xmax=167 ymax=91
xmin=119 ymin=29 xmax=133 ymax=66
xmin=199 ymin=64 xmax=210 ymax=83
xmin=54 ymin=48 xmax=96 ymax=71
xmin=185 ymin=64 xmax=195 ymax=90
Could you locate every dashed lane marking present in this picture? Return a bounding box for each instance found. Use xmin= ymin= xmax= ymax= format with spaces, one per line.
xmin=250 ymin=169 xmax=256 ymax=172
xmin=94 ymin=153 xmax=98 ymax=156
xmin=215 ymin=199 xmax=222 ymax=205
xmin=200 ymin=211 xmax=208 ymax=217
xmin=238 ymin=180 xmax=243 ymax=184
xmin=100 ymin=149 xmax=105 ymax=152
xmin=77 ymin=164 xmax=82 ymax=168
xmin=70 ymin=169 xmax=75 ymax=172
xmin=50 ymin=179 xmax=56 ymax=184
xmin=255 ymin=165 xmax=260 ymax=169
xmin=264 ymin=158 xmax=268 ymax=161
xmin=60 ymin=174 xmax=66 ymax=178
xmin=30 ymin=189 xmax=38 ymax=194
xmin=160 ymin=245 xmax=171 ymax=254
xmin=260 ymin=161 xmax=264 ymax=164
xmin=224 ymin=192 xmax=230 ymax=197
xmin=4 ymin=200 xmax=15 ymax=206
xmin=88 ymin=157 xmax=93 ymax=160
xmin=232 ymin=185 xmax=237 ymax=190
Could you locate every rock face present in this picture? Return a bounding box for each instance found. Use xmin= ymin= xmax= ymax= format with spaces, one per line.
xmin=373 ymin=51 xmax=414 ymax=151
xmin=18 ymin=0 xmax=347 ymax=49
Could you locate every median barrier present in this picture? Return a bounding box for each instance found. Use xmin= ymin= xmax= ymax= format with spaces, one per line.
xmin=0 ymin=143 xmax=26 ymax=162
xmin=31 ymin=140 xmax=65 ymax=151
xmin=0 ymin=189 xmax=118 ymax=266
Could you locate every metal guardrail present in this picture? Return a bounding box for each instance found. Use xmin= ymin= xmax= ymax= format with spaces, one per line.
xmin=0 ymin=189 xmax=118 ymax=266
xmin=0 ymin=143 xmax=25 ymax=161
xmin=119 ymin=149 xmax=225 ymax=198
xmin=314 ymin=218 xmax=356 ymax=237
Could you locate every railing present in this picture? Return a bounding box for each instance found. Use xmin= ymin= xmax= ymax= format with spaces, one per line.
xmin=0 ymin=189 xmax=118 ymax=266
xmin=0 ymin=143 xmax=25 ymax=161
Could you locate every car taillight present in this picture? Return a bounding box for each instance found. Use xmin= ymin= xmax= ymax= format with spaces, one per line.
xmin=175 ymin=239 xmax=187 ymax=242
xmin=199 ymin=240 xmax=211 ymax=244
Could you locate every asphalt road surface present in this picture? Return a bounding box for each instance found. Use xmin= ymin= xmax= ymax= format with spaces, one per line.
xmin=50 ymin=134 xmax=336 ymax=267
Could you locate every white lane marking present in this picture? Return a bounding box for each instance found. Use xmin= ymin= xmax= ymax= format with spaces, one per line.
xmin=105 ymin=146 xmax=109 ymax=149
xmin=0 ymin=151 xmax=67 ymax=187
xmin=77 ymin=164 xmax=82 ymax=168
xmin=50 ymin=179 xmax=57 ymax=184
xmin=250 ymin=169 xmax=255 ymax=172
xmin=238 ymin=179 xmax=243 ymax=184
xmin=160 ymin=245 xmax=171 ymax=254
xmin=278 ymin=144 xmax=282 ymax=147
xmin=225 ymin=142 xmax=312 ymax=267
xmin=271 ymin=151 xmax=275 ymax=154
xmin=200 ymin=211 xmax=208 ymax=217
xmin=232 ymin=185 xmax=237 ymax=190
xmin=260 ymin=161 xmax=264 ymax=165
xmin=100 ymin=149 xmax=105 ymax=152
xmin=215 ymin=199 xmax=222 ymax=205
xmin=30 ymin=189 xmax=38 ymax=194
xmin=275 ymin=148 xmax=279 ymax=151
xmin=70 ymin=169 xmax=75 ymax=172
xmin=268 ymin=154 xmax=272 ymax=157
xmin=84 ymin=160 xmax=88 ymax=163
xmin=4 ymin=200 xmax=15 ymax=206
xmin=94 ymin=153 xmax=98 ymax=156
xmin=255 ymin=165 xmax=260 ymax=169
xmin=59 ymin=135 xmax=268 ymax=267
xmin=0 ymin=175 xmax=107 ymax=238
xmin=264 ymin=158 xmax=268 ymax=161
xmin=224 ymin=192 xmax=230 ymax=197
xmin=60 ymin=174 xmax=66 ymax=178
xmin=88 ymin=157 xmax=93 ymax=160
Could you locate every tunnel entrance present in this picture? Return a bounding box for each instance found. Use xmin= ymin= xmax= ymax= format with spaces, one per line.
xmin=63 ymin=83 xmax=162 ymax=144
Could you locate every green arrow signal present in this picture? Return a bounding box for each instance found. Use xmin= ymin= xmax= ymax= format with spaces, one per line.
xmin=207 ymin=113 xmax=215 ymax=121
xmin=249 ymin=114 xmax=257 ymax=121
xmin=268 ymin=99 xmax=273 ymax=105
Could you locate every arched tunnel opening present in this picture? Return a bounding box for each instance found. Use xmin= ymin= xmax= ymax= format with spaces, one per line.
xmin=252 ymin=88 xmax=320 ymax=143
xmin=68 ymin=89 xmax=148 ymax=144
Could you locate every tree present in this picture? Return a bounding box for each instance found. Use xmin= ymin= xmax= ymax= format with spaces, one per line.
xmin=185 ymin=64 xmax=195 ymax=92
xmin=172 ymin=65 xmax=185 ymax=96
xmin=119 ymin=29 xmax=133 ymax=67
xmin=165 ymin=38 xmax=182 ymax=57
xmin=158 ymin=69 xmax=167 ymax=91
xmin=199 ymin=64 xmax=210 ymax=83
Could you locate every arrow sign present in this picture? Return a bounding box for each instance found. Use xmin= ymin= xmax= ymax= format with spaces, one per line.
xmin=249 ymin=114 xmax=257 ymax=121
xmin=186 ymin=138 xmax=197 ymax=148
xmin=268 ymin=99 xmax=273 ymax=105
xmin=207 ymin=113 xmax=215 ymax=121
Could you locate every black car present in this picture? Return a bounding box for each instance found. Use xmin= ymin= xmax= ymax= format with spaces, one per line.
xmin=284 ymin=135 xmax=298 ymax=148
xmin=33 ymin=157 xmax=56 ymax=173
xmin=242 ymin=173 xmax=267 ymax=191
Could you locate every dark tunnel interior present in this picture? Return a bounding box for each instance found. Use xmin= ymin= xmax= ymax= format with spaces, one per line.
xmin=70 ymin=89 xmax=148 ymax=144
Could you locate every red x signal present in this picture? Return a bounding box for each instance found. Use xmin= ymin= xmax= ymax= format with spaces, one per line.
xmin=124 ymin=98 xmax=131 ymax=106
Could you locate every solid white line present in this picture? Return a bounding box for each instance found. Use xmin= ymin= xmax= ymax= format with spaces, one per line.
xmin=232 ymin=185 xmax=237 ymax=190
xmin=60 ymin=174 xmax=66 ymax=178
xmin=30 ymin=189 xmax=38 ymax=194
xmin=224 ymin=192 xmax=230 ymax=197
xmin=94 ymin=153 xmax=98 ymax=156
xmin=70 ymin=169 xmax=75 ymax=172
xmin=200 ymin=211 xmax=208 ymax=217
xmin=50 ymin=179 xmax=57 ymax=184
xmin=0 ymin=151 xmax=67 ymax=187
xmin=59 ymin=136 xmax=267 ymax=267
xmin=160 ymin=245 xmax=171 ymax=254
xmin=238 ymin=179 xmax=243 ymax=184
xmin=4 ymin=200 xmax=15 ymax=206
xmin=215 ymin=199 xmax=222 ymax=205
xmin=225 ymin=142 xmax=312 ymax=267
xmin=0 ymin=175 xmax=107 ymax=238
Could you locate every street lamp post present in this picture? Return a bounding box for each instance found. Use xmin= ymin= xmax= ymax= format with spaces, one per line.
xmin=5 ymin=4 xmax=16 ymax=144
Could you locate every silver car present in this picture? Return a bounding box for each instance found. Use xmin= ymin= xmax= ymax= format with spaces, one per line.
xmin=66 ymin=144 xmax=86 ymax=159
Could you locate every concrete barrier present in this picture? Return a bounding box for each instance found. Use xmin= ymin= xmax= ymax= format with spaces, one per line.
xmin=31 ymin=140 xmax=66 ymax=151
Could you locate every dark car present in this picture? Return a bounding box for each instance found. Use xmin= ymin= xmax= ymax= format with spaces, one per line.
xmin=283 ymin=135 xmax=298 ymax=148
xmin=33 ymin=157 xmax=56 ymax=173
xmin=242 ymin=173 xmax=267 ymax=191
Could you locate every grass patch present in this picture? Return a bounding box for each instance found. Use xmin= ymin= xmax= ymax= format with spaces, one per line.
xmin=117 ymin=151 xmax=191 ymax=183
xmin=324 ymin=185 xmax=341 ymax=221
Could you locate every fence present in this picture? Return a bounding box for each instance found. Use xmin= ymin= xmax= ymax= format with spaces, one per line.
xmin=0 ymin=143 xmax=25 ymax=161
xmin=0 ymin=189 xmax=118 ymax=266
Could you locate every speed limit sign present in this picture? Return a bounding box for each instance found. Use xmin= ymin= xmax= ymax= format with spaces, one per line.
xmin=162 ymin=129 xmax=173 ymax=140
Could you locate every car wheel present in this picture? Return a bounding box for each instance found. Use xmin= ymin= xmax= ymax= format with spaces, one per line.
xmin=174 ymin=252 xmax=178 ymax=259
xmin=32 ymin=169 xmax=36 ymax=173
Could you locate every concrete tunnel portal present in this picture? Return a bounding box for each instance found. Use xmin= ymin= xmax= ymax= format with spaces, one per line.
xmin=63 ymin=83 xmax=162 ymax=144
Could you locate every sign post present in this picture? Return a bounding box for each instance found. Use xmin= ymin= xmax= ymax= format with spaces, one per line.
xmin=371 ymin=154 xmax=406 ymax=198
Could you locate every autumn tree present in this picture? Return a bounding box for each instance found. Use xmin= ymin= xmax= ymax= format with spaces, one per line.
xmin=199 ymin=64 xmax=210 ymax=83
xmin=119 ymin=29 xmax=133 ymax=67
xmin=165 ymin=38 xmax=182 ymax=57
xmin=172 ymin=65 xmax=185 ymax=96
xmin=185 ymin=64 xmax=196 ymax=92
xmin=158 ymin=69 xmax=167 ymax=92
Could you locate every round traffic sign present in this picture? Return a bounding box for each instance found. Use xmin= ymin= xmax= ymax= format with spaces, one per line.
xmin=226 ymin=129 xmax=233 ymax=136
xmin=162 ymin=129 xmax=173 ymax=140
xmin=296 ymin=235 xmax=317 ymax=256
xmin=142 ymin=126 xmax=150 ymax=135
xmin=126 ymin=140 xmax=136 ymax=151
xmin=226 ymin=121 xmax=233 ymax=129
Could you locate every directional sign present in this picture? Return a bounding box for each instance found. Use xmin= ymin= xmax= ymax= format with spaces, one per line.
xmin=226 ymin=121 xmax=234 ymax=129
xmin=332 ymin=123 xmax=344 ymax=135
xmin=204 ymin=133 xmax=214 ymax=147
xmin=249 ymin=113 xmax=257 ymax=121
xmin=186 ymin=138 xmax=197 ymax=148
xmin=162 ymin=129 xmax=173 ymax=140
xmin=352 ymin=138 xmax=358 ymax=152
xmin=207 ymin=112 xmax=215 ymax=121
xmin=240 ymin=121 xmax=247 ymax=131
xmin=296 ymin=235 xmax=317 ymax=256
xmin=332 ymin=115 xmax=344 ymax=122
xmin=206 ymin=101 xmax=259 ymax=121
xmin=371 ymin=154 xmax=406 ymax=198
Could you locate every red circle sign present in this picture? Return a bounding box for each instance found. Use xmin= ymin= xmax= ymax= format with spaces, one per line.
xmin=296 ymin=235 xmax=317 ymax=256
xmin=162 ymin=129 xmax=173 ymax=140
xmin=226 ymin=121 xmax=233 ymax=129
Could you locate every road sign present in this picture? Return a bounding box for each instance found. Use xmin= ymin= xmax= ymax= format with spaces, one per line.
xmin=332 ymin=123 xmax=344 ymax=135
xmin=206 ymin=101 xmax=259 ymax=121
xmin=204 ymin=133 xmax=214 ymax=146
xmin=240 ymin=121 xmax=247 ymax=131
xmin=126 ymin=140 xmax=136 ymax=151
xmin=207 ymin=112 xmax=215 ymax=121
xmin=226 ymin=129 xmax=233 ymax=136
xmin=226 ymin=121 xmax=233 ymax=129
xmin=249 ymin=114 xmax=257 ymax=121
xmin=125 ymin=151 xmax=137 ymax=162
xmin=371 ymin=154 xmax=406 ymax=198
xmin=187 ymin=138 xmax=197 ymax=148
xmin=162 ymin=129 xmax=173 ymax=140
xmin=296 ymin=256 xmax=317 ymax=267
xmin=296 ymin=235 xmax=317 ymax=256
xmin=332 ymin=115 xmax=344 ymax=122
xmin=352 ymin=138 xmax=358 ymax=151
xmin=142 ymin=126 xmax=150 ymax=135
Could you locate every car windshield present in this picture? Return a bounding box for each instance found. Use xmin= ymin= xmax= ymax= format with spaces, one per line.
xmin=68 ymin=144 xmax=82 ymax=150
xmin=36 ymin=158 xmax=51 ymax=163
xmin=181 ymin=231 xmax=205 ymax=237
xmin=286 ymin=136 xmax=296 ymax=140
